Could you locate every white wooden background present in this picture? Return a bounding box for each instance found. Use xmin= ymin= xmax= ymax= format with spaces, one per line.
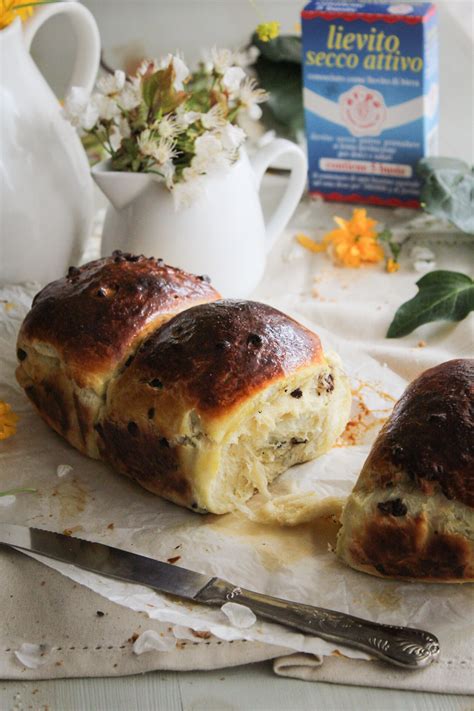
xmin=1 ymin=664 xmax=473 ymax=710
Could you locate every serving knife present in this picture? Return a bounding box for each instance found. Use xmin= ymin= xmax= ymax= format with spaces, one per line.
xmin=0 ymin=523 xmax=440 ymax=669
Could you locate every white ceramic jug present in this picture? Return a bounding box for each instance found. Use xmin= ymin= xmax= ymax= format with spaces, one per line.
xmin=92 ymin=139 xmax=307 ymax=297
xmin=0 ymin=2 xmax=100 ymax=285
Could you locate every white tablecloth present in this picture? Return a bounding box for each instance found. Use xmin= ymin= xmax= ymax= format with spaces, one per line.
xmin=1 ymin=186 xmax=473 ymax=691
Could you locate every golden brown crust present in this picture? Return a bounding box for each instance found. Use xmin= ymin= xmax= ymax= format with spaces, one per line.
xmin=97 ymin=299 xmax=330 ymax=511
xmin=19 ymin=252 xmax=220 ymax=385
xmin=348 ymin=513 xmax=474 ymax=582
xmin=16 ymin=253 xmax=220 ymax=457
xmin=127 ymin=300 xmax=324 ymax=416
xmin=337 ymin=359 xmax=474 ymax=583
xmin=356 ymin=359 xmax=474 ymax=508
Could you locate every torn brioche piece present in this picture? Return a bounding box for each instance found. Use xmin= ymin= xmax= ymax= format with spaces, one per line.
xmin=97 ymin=300 xmax=352 ymax=514
xmin=16 ymin=253 xmax=220 ymax=458
xmin=337 ymin=359 xmax=474 ymax=583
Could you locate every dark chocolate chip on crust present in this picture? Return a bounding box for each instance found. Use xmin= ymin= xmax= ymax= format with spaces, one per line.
xmin=377 ymin=498 xmax=407 ymax=517
xmin=17 ymin=348 xmax=27 ymax=361
xmin=149 ymin=378 xmax=163 ymax=389
xmin=247 ymin=333 xmax=262 ymax=347
xmin=127 ymin=421 xmax=139 ymax=436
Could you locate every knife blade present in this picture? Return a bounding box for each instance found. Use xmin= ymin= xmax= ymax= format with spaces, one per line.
xmin=0 ymin=523 xmax=440 ymax=669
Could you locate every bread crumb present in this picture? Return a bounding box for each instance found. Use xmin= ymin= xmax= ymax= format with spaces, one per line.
xmin=417 ymin=340 xmax=426 ymax=348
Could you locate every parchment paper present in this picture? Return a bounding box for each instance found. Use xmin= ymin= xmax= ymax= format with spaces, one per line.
xmin=1 ymin=283 xmax=472 ymax=663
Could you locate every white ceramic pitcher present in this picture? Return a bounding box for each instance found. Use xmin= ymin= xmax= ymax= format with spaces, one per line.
xmin=0 ymin=2 xmax=100 ymax=285
xmin=92 ymin=140 xmax=307 ymax=297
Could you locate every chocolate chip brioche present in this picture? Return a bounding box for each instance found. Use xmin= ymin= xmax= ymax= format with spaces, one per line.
xmin=96 ymin=300 xmax=351 ymax=513
xmin=16 ymin=258 xmax=352 ymax=515
xmin=16 ymin=252 xmax=219 ymax=458
xmin=337 ymin=359 xmax=474 ymax=582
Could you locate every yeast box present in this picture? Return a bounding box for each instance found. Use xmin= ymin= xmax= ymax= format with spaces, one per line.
xmin=301 ymin=1 xmax=438 ymax=207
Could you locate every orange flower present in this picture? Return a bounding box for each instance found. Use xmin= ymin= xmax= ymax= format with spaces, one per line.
xmin=386 ymin=257 xmax=400 ymax=273
xmin=296 ymin=209 xmax=385 ymax=268
xmin=0 ymin=400 xmax=18 ymax=440
xmin=295 ymin=233 xmax=326 ymax=253
xmin=0 ymin=1 xmax=34 ymax=29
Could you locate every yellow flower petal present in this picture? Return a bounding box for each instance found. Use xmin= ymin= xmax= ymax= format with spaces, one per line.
xmin=256 ymin=21 xmax=281 ymax=42
xmin=296 ymin=233 xmax=326 ymax=253
xmin=0 ymin=401 xmax=19 ymax=441
xmin=386 ymin=258 xmax=400 ymax=273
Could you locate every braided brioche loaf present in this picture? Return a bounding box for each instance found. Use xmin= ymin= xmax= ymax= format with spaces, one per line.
xmin=17 ymin=254 xmax=351 ymax=514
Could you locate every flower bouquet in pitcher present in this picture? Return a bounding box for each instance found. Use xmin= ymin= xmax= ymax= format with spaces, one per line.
xmin=64 ymin=50 xmax=307 ymax=295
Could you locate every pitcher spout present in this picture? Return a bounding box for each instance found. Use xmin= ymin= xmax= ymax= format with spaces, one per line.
xmin=91 ymin=160 xmax=153 ymax=210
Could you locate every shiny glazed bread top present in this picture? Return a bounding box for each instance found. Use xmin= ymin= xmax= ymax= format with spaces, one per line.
xmin=18 ymin=251 xmax=220 ymax=389
xmin=356 ymin=359 xmax=474 ymax=508
xmin=125 ymin=299 xmax=325 ymax=417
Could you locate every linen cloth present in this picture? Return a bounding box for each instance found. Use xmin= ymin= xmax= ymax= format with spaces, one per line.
xmin=0 ymin=190 xmax=472 ymax=690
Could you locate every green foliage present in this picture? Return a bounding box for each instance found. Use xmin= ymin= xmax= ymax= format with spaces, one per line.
xmin=251 ymin=33 xmax=304 ymax=141
xmin=417 ymin=157 xmax=474 ymax=234
xmin=387 ymin=270 xmax=474 ymax=338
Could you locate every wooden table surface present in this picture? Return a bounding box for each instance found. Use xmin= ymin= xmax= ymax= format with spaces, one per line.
xmin=1 ymin=663 xmax=472 ymax=711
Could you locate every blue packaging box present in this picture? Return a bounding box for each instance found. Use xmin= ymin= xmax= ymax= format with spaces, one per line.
xmin=302 ymin=1 xmax=438 ymax=207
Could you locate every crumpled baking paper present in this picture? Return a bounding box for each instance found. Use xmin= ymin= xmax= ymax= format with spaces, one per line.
xmin=1 ymin=284 xmax=472 ymax=662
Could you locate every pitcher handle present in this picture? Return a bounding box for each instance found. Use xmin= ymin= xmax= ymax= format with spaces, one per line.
xmin=23 ymin=0 xmax=100 ymax=94
xmin=250 ymin=138 xmax=307 ymax=252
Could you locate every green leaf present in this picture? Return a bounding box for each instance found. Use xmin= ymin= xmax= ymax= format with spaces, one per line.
xmin=0 ymin=488 xmax=36 ymax=497
xmin=417 ymin=157 xmax=474 ymax=234
xmin=254 ymin=55 xmax=304 ymax=141
xmin=251 ymin=33 xmax=302 ymax=64
xmin=387 ymin=270 xmax=474 ymax=338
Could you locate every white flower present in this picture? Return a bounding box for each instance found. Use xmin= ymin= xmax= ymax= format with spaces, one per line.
xmin=162 ymin=161 xmax=176 ymax=189
xmin=63 ymin=87 xmax=99 ymax=130
xmin=118 ymin=80 xmax=141 ymax=111
xmin=194 ymin=132 xmax=223 ymax=158
xmin=238 ymin=77 xmax=268 ymax=120
xmin=219 ymin=123 xmax=246 ymax=153
xmin=182 ymin=166 xmax=199 ymax=182
xmin=94 ymin=93 xmax=121 ymax=121
xmin=160 ymin=53 xmax=190 ymax=90
xmin=222 ymin=66 xmax=245 ymax=94
xmin=175 ymin=106 xmax=200 ymax=129
xmin=97 ymin=70 xmax=126 ymax=96
xmin=153 ymin=137 xmax=177 ymax=165
xmin=137 ymin=58 xmax=159 ymax=77
xmin=118 ymin=116 xmax=131 ymax=139
xmin=209 ymin=47 xmax=234 ymax=74
xmin=200 ymin=105 xmax=226 ymax=130
xmin=234 ymin=46 xmax=260 ymax=67
xmin=109 ymin=125 xmax=123 ymax=152
xmin=137 ymin=128 xmax=156 ymax=157
xmin=138 ymin=130 xmax=177 ymax=165
xmin=157 ymin=115 xmax=179 ymax=139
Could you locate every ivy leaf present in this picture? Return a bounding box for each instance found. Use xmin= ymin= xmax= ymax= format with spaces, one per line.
xmin=251 ymin=33 xmax=302 ymax=64
xmin=387 ymin=271 xmax=474 ymax=338
xmin=251 ymin=33 xmax=304 ymax=142
xmin=417 ymin=157 xmax=474 ymax=234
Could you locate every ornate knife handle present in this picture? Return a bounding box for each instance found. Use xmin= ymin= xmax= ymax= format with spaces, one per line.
xmin=196 ymin=578 xmax=440 ymax=669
